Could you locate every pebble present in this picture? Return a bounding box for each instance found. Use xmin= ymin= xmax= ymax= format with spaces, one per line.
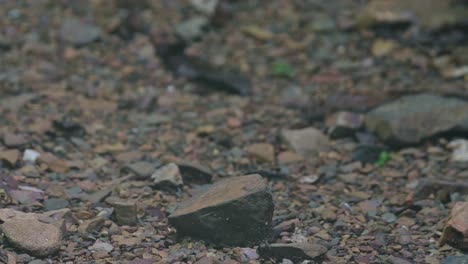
xmin=245 ymin=143 xmax=275 ymax=163
xmin=281 ymin=127 xmax=330 ymax=158
xmin=60 ymin=18 xmax=101 ymax=45
xmin=78 ymin=217 xmax=105 ymax=233
xmin=2 ymin=132 xmax=28 ymax=147
xmin=257 ymin=242 xmax=327 ymax=261
xmin=169 ymin=174 xmax=273 ymax=245
xmin=151 ymin=163 xmax=184 ymax=188
xmin=44 ymin=198 xmax=70 ymax=211
xmin=0 ymin=149 xmax=20 ymax=166
xmin=190 ymin=0 xmax=219 ymax=16
xmin=175 ymin=16 xmax=209 ymax=41
xmin=441 ymin=256 xmax=468 ymax=264
xmin=105 ymin=197 xmax=138 ymax=226
xmin=90 ymin=240 xmax=114 ymax=253
xmin=23 ymin=149 xmax=40 ymax=163
xmin=325 ymin=111 xmax=364 ymax=139
xmin=382 ymin=212 xmax=397 ymax=223
xmin=125 ymin=161 xmax=156 ymax=179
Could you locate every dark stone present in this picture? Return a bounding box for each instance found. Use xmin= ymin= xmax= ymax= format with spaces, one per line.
xmin=352 ymin=145 xmax=386 ymax=164
xmin=168 ymin=174 xmax=273 ymax=246
xmin=257 ymin=242 xmax=328 ymax=261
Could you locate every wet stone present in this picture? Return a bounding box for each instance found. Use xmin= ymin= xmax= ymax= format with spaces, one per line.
xmin=168 ymin=174 xmax=274 ymax=246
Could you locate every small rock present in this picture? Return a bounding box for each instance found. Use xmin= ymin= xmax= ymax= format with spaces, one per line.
xmin=105 ymin=197 xmax=138 ymax=226
xmin=78 ymin=217 xmax=105 ymax=233
xmin=325 ymin=111 xmax=364 ymax=139
xmin=0 ymin=149 xmax=20 ymax=166
xmin=151 ymin=163 xmax=184 ymax=188
xmin=440 ymin=202 xmax=468 ymax=250
xmin=277 ymin=151 xmax=304 ymax=164
xmin=441 ymin=256 xmax=468 ymax=264
xmin=169 ymin=174 xmax=273 ymax=245
xmin=125 ymin=161 xmax=156 ymax=179
xmin=366 ymin=94 xmax=468 ymax=145
xmin=257 ymin=242 xmax=327 ymax=261
xmin=165 ymin=157 xmax=213 ymax=184
xmin=90 ymin=240 xmax=114 ymax=253
xmin=371 ymin=39 xmax=398 ymax=57
xmin=190 ymin=0 xmax=219 ymax=16
xmin=281 ymin=127 xmax=330 ymax=158
xmin=175 ymin=16 xmax=209 ymax=41
xmin=299 ymin=175 xmax=320 ymax=184
xmin=448 ymin=139 xmax=468 ymax=162
xmin=60 ymin=18 xmax=101 ymax=45
xmin=44 ymin=198 xmax=70 ymax=211
xmin=242 ymin=25 xmax=273 ymax=41
xmin=382 ymin=212 xmax=397 ymax=223
xmin=245 ymin=143 xmax=275 ymax=163
xmin=23 ymin=149 xmax=40 ymax=163
xmin=1 ymin=218 xmax=62 ymax=257
xmin=352 ymin=144 xmax=386 ymax=164
xmin=2 ymin=133 xmax=28 ymax=148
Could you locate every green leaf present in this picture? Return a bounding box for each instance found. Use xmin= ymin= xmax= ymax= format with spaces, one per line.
xmin=375 ymin=151 xmax=389 ymax=167
xmin=273 ymin=61 xmax=295 ymax=78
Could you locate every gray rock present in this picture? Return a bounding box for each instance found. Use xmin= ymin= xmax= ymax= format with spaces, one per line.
xmin=366 ymin=94 xmax=468 ymax=145
xmin=168 ymin=174 xmax=273 ymax=246
xmin=124 ymin=161 xmax=156 ymax=179
xmin=442 ymin=256 xmax=468 ymax=264
xmin=257 ymin=242 xmax=327 ymax=261
xmin=175 ymin=16 xmax=209 ymax=41
xmin=281 ymin=127 xmax=330 ymax=157
xmin=190 ymin=0 xmax=219 ymax=16
xmin=60 ymin=18 xmax=101 ymax=45
xmin=151 ymin=163 xmax=184 ymax=188
xmin=44 ymin=198 xmax=70 ymax=211
xmin=1 ymin=218 xmax=62 ymax=257
xmin=105 ymin=197 xmax=138 ymax=226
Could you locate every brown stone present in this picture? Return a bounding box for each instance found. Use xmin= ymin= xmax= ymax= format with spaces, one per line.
xmin=0 ymin=149 xmax=20 ymax=166
xmin=245 ymin=143 xmax=275 ymax=163
xmin=1 ymin=218 xmax=62 ymax=257
xmin=440 ymin=202 xmax=468 ymax=250
xmin=169 ymin=174 xmax=273 ymax=246
xmin=282 ymin=127 xmax=330 ymax=157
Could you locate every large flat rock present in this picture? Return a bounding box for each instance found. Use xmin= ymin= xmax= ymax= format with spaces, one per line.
xmin=366 ymin=94 xmax=468 ymax=145
xmin=168 ymin=174 xmax=273 ymax=246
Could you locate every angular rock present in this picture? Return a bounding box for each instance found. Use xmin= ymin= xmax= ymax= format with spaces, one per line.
xmin=163 ymin=157 xmax=213 ymax=184
xmin=22 ymin=149 xmax=40 ymax=163
xmin=325 ymin=111 xmax=364 ymax=139
xmin=78 ymin=217 xmax=105 ymax=233
xmin=190 ymin=0 xmax=219 ymax=16
xmin=44 ymin=198 xmax=70 ymax=211
xmin=245 ymin=143 xmax=275 ymax=163
xmin=175 ymin=16 xmax=209 ymax=41
xmin=366 ymin=94 xmax=468 ymax=145
xmin=60 ymin=18 xmax=101 ymax=45
xmin=2 ymin=133 xmax=28 ymax=148
xmin=441 ymin=256 xmax=468 ymax=264
xmin=124 ymin=161 xmax=156 ymax=179
xmin=440 ymin=202 xmax=468 ymax=250
xmin=151 ymin=163 xmax=184 ymax=188
xmin=1 ymin=218 xmax=62 ymax=257
xmin=0 ymin=149 xmax=20 ymax=166
xmin=281 ymin=127 xmax=330 ymax=157
xmin=257 ymin=242 xmax=328 ymax=261
xmin=105 ymin=197 xmax=138 ymax=226
xmin=168 ymin=174 xmax=273 ymax=246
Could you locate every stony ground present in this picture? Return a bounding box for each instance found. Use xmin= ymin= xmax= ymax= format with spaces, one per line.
xmin=0 ymin=0 xmax=468 ymax=263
